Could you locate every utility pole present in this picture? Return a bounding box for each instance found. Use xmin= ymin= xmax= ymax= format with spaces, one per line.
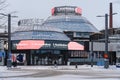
xmin=0 ymin=13 xmax=17 ymax=68
xmin=7 ymin=14 xmax=12 ymax=69
xmin=97 ymin=11 xmax=117 ymax=68
xmin=96 ymin=14 xmax=109 ymax=69
xmin=104 ymin=14 xmax=109 ymax=69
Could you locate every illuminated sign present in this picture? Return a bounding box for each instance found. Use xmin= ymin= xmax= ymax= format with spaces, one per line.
xmin=42 ymin=41 xmax=68 ymax=50
xmin=52 ymin=6 xmax=82 ymax=15
xmin=68 ymin=41 xmax=84 ymax=50
xmin=12 ymin=40 xmax=84 ymax=50
xmin=55 ymin=7 xmax=75 ymax=13
xmin=75 ymin=7 xmax=82 ymax=15
xmin=12 ymin=40 xmax=68 ymax=50
xmin=51 ymin=8 xmax=55 ymax=16
xmin=17 ymin=40 xmax=45 ymax=50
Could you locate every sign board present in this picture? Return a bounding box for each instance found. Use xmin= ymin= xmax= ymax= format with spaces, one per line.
xmin=18 ymin=18 xmax=44 ymax=26
xmin=12 ymin=40 xmax=68 ymax=50
xmin=52 ymin=6 xmax=82 ymax=15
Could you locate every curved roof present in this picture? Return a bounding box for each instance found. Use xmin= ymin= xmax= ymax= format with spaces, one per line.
xmin=15 ymin=25 xmax=63 ymax=32
xmin=12 ymin=25 xmax=70 ymax=41
xmin=43 ymin=15 xmax=99 ymax=32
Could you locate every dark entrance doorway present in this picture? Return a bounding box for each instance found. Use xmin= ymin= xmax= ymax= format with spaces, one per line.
xmin=31 ymin=50 xmax=68 ymax=65
xmin=109 ymin=52 xmax=116 ymax=65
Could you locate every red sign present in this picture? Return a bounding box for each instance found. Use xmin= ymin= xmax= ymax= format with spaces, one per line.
xmin=104 ymin=54 xmax=108 ymax=58
xmin=51 ymin=8 xmax=55 ymax=15
xmin=68 ymin=41 xmax=84 ymax=50
xmin=75 ymin=7 xmax=82 ymax=15
xmin=17 ymin=40 xmax=45 ymax=50
xmin=51 ymin=6 xmax=82 ymax=16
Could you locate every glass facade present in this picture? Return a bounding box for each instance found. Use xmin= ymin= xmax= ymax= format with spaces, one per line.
xmin=43 ymin=15 xmax=99 ymax=32
xmin=11 ymin=25 xmax=70 ymax=41
xmin=10 ymin=6 xmax=100 ymax=65
xmin=74 ymin=32 xmax=90 ymax=38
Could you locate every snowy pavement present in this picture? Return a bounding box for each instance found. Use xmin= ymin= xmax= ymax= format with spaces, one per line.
xmin=0 ymin=65 xmax=120 ymax=80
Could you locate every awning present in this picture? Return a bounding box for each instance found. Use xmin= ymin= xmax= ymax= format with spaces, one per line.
xmin=68 ymin=41 xmax=84 ymax=50
xmin=17 ymin=40 xmax=45 ymax=50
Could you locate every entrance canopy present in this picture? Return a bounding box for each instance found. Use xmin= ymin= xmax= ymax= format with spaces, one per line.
xmin=68 ymin=41 xmax=84 ymax=50
xmin=15 ymin=40 xmax=84 ymax=50
xmin=17 ymin=40 xmax=45 ymax=50
xmin=15 ymin=40 xmax=68 ymax=50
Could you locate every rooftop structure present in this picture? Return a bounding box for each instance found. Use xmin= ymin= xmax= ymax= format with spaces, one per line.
xmin=44 ymin=6 xmax=99 ymax=33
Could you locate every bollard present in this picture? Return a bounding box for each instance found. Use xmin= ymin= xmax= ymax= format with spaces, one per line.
xmin=75 ymin=64 xmax=78 ymax=69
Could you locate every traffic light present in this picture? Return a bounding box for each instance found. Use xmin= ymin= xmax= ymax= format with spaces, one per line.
xmin=104 ymin=53 xmax=108 ymax=59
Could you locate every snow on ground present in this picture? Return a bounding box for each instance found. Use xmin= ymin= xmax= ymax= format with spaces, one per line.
xmin=0 ymin=66 xmax=37 ymax=77
xmin=18 ymin=65 xmax=120 ymax=72
xmin=0 ymin=65 xmax=120 ymax=80
xmin=0 ymin=75 xmax=119 ymax=80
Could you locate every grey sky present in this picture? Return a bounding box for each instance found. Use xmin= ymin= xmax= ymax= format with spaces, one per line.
xmin=6 ymin=0 xmax=120 ymax=30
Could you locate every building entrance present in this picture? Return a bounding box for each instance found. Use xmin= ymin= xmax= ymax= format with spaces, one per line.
xmin=32 ymin=54 xmax=63 ymax=65
xmin=109 ymin=52 xmax=116 ymax=65
xmin=31 ymin=50 xmax=68 ymax=65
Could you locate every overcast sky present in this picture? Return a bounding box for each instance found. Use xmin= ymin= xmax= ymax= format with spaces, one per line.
xmin=6 ymin=0 xmax=120 ymax=30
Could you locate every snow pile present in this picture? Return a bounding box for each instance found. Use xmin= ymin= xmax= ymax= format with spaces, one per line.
xmin=0 ymin=66 xmax=8 ymax=72
xmin=16 ymin=65 xmax=120 ymax=71
xmin=90 ymin=65 xmax=120 ymax=71
xmin=19 ymin=66 xmax=52 ymax=70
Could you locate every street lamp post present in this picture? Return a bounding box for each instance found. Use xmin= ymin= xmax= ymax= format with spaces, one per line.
xmin=96 ymin=13 xmax=109 ymax=68
xmin=0 ymin=13 xmax=12 ymax=68
xmin=104 ymin=13 xmax=109 ymax=69
xmin=97 ymin=12 xmax=117 ymax=68
xmin=0 ymin=13 xmax=17 ymax=69
xmin=7 ymin=14 xmax=12 ymax=69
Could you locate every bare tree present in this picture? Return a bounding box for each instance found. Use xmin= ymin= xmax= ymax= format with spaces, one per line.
xmin=0 ymin=0 xmax=7 ymax=10
xmin=0 ymin=0 xmax=8 ymax=32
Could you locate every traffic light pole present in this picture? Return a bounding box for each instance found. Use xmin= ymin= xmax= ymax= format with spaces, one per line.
xmin=104 ymin=14 xmax=109 ymax=69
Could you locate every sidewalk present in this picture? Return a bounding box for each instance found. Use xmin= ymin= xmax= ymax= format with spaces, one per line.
xmin=0 ymin=65 xmax=120 ymax=78
xmin=0 ymin=65 xmax=119 ymax=71
xmin=18 ymin=65 xmax=119 ymax=71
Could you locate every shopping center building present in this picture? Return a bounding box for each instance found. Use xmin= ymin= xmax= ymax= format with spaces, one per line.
xmin=10 ymin=6 xmax=99 ymax=65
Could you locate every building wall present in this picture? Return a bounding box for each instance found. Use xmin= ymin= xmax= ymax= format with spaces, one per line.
xmin=89 ymin=42 xmax=120 ymax=52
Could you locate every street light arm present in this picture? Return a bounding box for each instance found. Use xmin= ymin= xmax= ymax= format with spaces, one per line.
xmin=0 ymin=13 xmax=18 ymax=17
xmin=112 ymin=13 xmax=118 ymax=15
xmin=96 ymin=13 xmax=118 ymax=17
xmin=96 ymin=15 xmax=104 ymax=17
